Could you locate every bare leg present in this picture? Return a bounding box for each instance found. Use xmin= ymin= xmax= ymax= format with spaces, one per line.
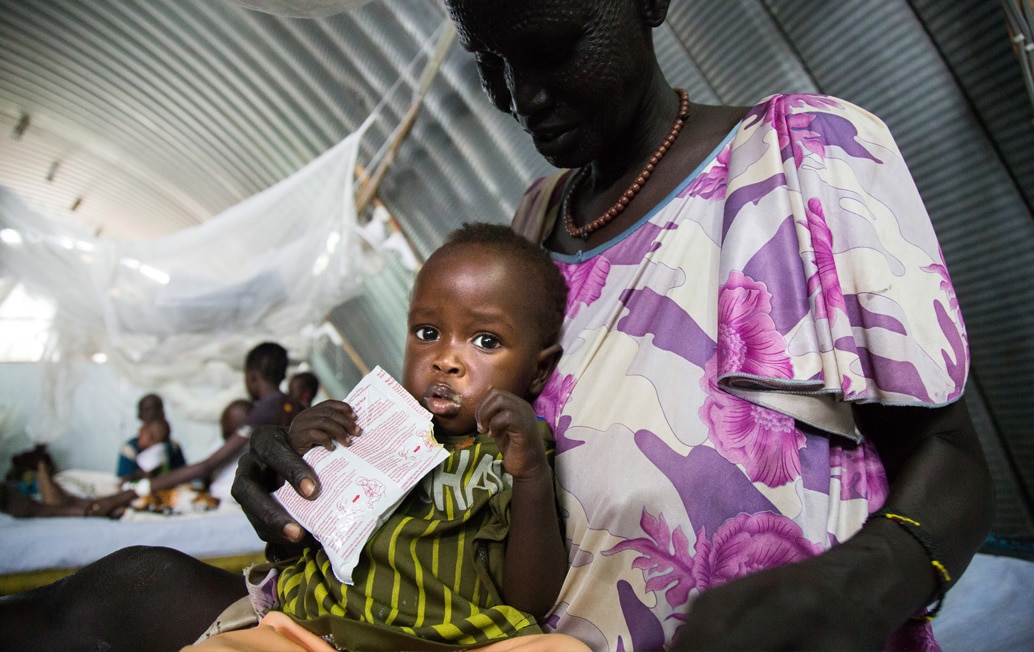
xmin=0 ymin=465 xmax=136 ymax=518
xmin=0 ymin=546 xmax=248 ymax=651
xmin=0 ymin=481 xmax=92 ymax=517
xmin=1 ymin=482 xmax=133 ymax=518
xmin=35 ymin=460 xmax=72 ymax=505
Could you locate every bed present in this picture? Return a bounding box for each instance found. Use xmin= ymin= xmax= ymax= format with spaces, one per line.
xmin=0 ymin=502 xmax=265 ymax=595
xmin=2 ymin=504 xmax=1031 ymax=650
xmin=931 ymin=550 xmax=1034 ymax=651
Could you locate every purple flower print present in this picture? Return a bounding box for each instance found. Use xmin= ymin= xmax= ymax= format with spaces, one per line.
xmin=691 ymin=512 xmax=823 ymax=592
xmin=683 ymin=145 xmax=730 ymax=200
xmin=744 ymin=94 xmax=841 ymax=130
xmin=558 ymin=256 xmax=609 ymax=318
xmin=782 ymin=113 xmax=826 ymax=167
xmin=829 ymin=440 xmax=888 ymax=504
xmin=700 ymin=272 xmax=804 ymax=486
xmin=535 ymin=372 xmax=575 ymax=434
xmin=801 ymin=198 xmax=846 ymax=321
xmin=780 ymin=94 xmax=843 ymax=112
xmin=604 ymin=510 xmax=696 ymax=610
xmin=922 ymin=260 xmax=963 ymax=327
xmin=700 ymin=363 xmax=805 ymax=487
xmin=763 ymin=96 xmax=840 ymax=167
xmin=714 ymin=271 xmax=793 ymax=379
xmin=921 ymin=259 xmax=969 ymax=399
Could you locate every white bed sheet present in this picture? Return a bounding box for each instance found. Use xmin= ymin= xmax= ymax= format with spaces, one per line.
xmin=0 ymin=503 xmax=264 ymax=574
xmin=933 ymin=552 xmax=1034 ymax=651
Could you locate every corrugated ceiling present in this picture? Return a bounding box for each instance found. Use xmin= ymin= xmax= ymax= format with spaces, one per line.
xmin=1 ymin=0 xmax=1032 ymax=541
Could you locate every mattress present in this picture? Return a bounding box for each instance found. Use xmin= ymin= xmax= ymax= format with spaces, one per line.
xmin=0 ymin=502 xmax=265 ymax=593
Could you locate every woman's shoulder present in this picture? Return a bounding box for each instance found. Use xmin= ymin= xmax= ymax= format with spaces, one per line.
xmin=512 ymin=169 xmax=573 ymax=244
xmin=741 ymin=93 xmax=891 ymax=134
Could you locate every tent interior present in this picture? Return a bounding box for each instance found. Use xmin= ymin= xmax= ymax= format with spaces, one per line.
xmin=1 ymin=0 xmax=1033 ymax=648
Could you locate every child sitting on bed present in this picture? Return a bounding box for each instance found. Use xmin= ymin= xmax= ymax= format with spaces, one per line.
xmin=188 ymin=223 xmax=586 ymax=652
xmin=116 ymin=392 xmax=186 ymax=482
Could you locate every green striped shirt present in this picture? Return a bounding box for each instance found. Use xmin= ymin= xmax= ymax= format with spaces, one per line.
xmin=279 ymin=423 xmax=554 ymax=649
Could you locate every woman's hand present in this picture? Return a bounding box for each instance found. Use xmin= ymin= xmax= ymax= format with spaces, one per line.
xmin=232 ymin=400 xmax=364 ymax=550
xmin=673 ymin=399 xmax=993 ymax=650
xmin=671 ymin=542 xmax=898 ymax=651
xmin=231 ymin=424 xmax=317 ymax=550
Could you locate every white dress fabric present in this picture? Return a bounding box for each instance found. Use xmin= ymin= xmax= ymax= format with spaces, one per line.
xmin=513 ymin=94 xmax=966 ymax=651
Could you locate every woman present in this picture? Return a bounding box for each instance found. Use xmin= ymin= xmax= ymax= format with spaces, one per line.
xmin=0 ymin=1 xmax=993 ymax=650
xmin=239 ymin=1 xmax=993 ymax=649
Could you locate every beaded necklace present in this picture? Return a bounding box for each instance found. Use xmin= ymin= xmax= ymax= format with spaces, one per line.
xmin=563 ymin=88 xmax=690 ymax=241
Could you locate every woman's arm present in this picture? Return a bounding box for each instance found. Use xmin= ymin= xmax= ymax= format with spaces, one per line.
xmin=148 ymin=434 xmax=250 ymax=493
xmin=848 ymin=399 xmax=994 ymax=623
xmin=673 ymin=399 xmax=994 ymax=650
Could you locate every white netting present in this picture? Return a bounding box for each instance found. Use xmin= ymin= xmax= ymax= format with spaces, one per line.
xmin=0 ymin=122 xmax=381 ymax=432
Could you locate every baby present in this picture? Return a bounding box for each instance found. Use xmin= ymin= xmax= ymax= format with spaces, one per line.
xmin=191 ymin=223 xmax=585 ymax=652
xmin=116 ymin=393 xmax=185 ymax=482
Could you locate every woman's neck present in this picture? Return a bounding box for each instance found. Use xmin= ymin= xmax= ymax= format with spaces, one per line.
xmin=542 ymin=101 xmax=750 ymax=256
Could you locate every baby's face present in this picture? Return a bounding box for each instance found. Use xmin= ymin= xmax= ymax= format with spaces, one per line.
xmin=402 ymin=245 xmax=546 ymax=438
xmin=138 ymin=421 xmax=168 ymax=449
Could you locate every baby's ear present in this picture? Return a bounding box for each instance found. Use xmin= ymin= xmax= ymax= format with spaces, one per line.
xmin=528 ymin=344 xmax=563 ymax=397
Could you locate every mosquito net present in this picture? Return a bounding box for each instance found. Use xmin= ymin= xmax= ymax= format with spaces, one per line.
xmin=0 ymin=121 xmax=381 ymax=440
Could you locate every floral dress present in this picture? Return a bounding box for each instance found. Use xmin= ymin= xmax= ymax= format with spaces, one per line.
xmin=513 ymin=94 xmax=965 ymax=651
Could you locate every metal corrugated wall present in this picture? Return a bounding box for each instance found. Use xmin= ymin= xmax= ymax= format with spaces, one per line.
xmin=1 ymin=0 xmax=1031 ymax=539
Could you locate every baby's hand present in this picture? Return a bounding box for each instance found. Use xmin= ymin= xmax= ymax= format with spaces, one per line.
xmin=286 ymin=401 xmax=361 ymax=454
xmin=475 ymin=389 xmax=548 ymax=481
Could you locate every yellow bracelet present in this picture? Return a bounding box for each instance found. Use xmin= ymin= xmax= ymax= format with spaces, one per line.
xmin=869 ymin=507 xmax=951 ymax=620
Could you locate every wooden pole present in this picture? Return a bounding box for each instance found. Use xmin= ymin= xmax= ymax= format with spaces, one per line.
xmin=354 ymin=20 xmax=456 ymax=213
xmin=324 ymin=21 xmax=456 ymax=376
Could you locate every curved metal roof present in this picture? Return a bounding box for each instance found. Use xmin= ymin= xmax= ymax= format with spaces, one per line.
xmin=1 ymin=0 xmax=1032 ymax=540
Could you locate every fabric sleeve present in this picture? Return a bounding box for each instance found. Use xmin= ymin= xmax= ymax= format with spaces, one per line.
xmin=717 ymin=94 xmax=968 ymax=439
xmin=511 ymin=171 xmax=570 ymax=244
xmin=248 ymin=394 xmax=301 ymax=429
xmin=116 ymin=439 xmax=138 ymax=477
xmin=168 ymin=440 xmax=187 ymax=470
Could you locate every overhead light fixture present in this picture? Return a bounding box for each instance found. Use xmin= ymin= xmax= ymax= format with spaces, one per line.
xmin=0 ymin=228 xmax=23 ymax=245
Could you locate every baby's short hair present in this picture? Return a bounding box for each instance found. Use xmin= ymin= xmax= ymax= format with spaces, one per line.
xmin=438 ymin=222 xmax=568 ymax=347
xmin=291 ymin=371 xmax=319 ymax=396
